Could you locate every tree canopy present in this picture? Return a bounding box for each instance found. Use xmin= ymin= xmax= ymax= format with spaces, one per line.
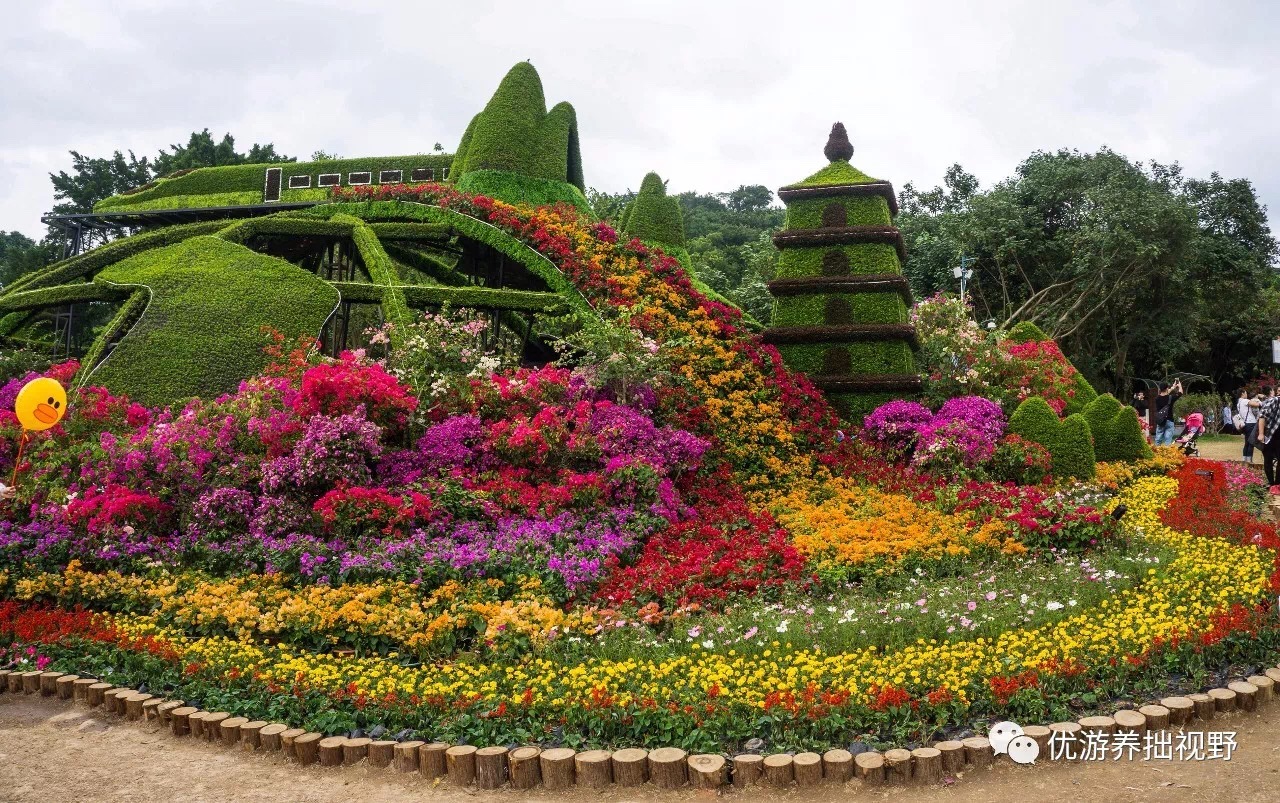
xmin=897 ymin=148 xmax=1279 ymax=393
xmin=42 ymin=130 xmax=293 ymax=255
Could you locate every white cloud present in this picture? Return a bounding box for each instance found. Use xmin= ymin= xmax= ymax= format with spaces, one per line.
xmin=1 ymin=0 xmax=1277 ymax=239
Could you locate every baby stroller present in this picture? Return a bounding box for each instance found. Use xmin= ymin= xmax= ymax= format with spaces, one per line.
xmin=1176 ymin=412 xmax=1204 ymax=457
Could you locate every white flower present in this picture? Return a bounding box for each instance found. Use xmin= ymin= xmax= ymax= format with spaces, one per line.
xmin=1045 ymin=601 xmax=1063 ymax=611
xmin=776 ymin=620 xmax=789 ymax=633
xmin=701 ymin=640 xmax=714 ymax=649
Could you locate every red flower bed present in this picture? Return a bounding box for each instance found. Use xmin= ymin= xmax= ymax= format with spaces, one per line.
xmin=1162 ymin=458 xmax=1280 ymax=590
xmin=594 ymin=472 xmax=809 ymax=607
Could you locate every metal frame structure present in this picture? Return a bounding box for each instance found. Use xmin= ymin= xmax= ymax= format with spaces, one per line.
xmin=34 ymin=202 xmax=563 ymax=367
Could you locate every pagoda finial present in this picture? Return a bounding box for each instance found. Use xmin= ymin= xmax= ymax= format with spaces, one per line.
xmin=824 ymin=122 xmax=854 ymax=163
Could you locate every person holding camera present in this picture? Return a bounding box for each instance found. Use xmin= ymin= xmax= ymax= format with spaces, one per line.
xmin=1152 ymin=379 xmax=1182 ymax=447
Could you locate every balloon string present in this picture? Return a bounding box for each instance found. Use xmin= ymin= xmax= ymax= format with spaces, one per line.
xmin=10 ymin=431 xmax=28 ymax=489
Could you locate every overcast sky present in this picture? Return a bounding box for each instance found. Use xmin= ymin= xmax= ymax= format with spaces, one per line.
xmin=2 ymin=0 xmax=1277 ymax=241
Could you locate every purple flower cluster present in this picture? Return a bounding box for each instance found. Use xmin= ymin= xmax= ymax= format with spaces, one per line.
xmin=864 ymin=396 xmax=1007 ymax=474
xmin=417 ymin=511 xmax=640 ymax=593
xmin=934 ymin=396 xmax=1005 ymax=441
xmin=861 ymin=400 xmax=934 ymax=452
xmin=591 ymin=404 xmax=708 ymax=475
xmin=261 ymin=408 xmax=382 ymax=492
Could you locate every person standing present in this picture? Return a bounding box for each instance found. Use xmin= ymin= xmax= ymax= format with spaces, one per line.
xmin=1132 ymin=390 xmax=1150 ymax=440
xmin=1153 ymin=380 xmax=1182 ymax=447
xmin=1256 ymin=393 xmax=1280 ymax=485
xmin=1240 ymin=389 xmax=1260 ymax=462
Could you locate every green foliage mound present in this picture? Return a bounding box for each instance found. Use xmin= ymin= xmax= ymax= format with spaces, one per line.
xmin=1005 ymin=321 xmax=1050 ymax=343
xmin=450 ymin=63 xmax=585 ymax=208
xmin=1007 ymin=396 xmax=1097 ymax=480
xmin=455 ymin=170 xmax=589 ymax=212
xmin=620 ymin=173 xmax=686 ymax=248
xmin=89 ymin=236 xmax=337 ymax=407
xmin=1065 ymin=372 xmax=1100 ymax=416
xmin=1083 ymin=394 xmax=1153 ymax=462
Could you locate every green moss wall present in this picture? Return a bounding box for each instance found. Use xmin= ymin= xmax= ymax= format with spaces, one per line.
xmin=776 ymin=244 xmax=901 ymax=279
xmin=90 ymin=236 xmax=338 ymax=407
xmin=782 ymin=196 xmax=891 ymax=230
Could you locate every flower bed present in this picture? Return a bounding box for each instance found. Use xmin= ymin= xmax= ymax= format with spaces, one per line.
xmin=1 ymin=188 xmax=1276 ymax=759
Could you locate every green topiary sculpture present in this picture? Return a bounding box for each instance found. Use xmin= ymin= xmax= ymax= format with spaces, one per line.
xmin=762 ymin=122 xmax=920 ymax=420
xmin=1064 ymin=372 xmax=1100 ymax=416
xmin=1082 ymin=393 xmax=1153 ymax=462
xmin=89 ymin=236 xmax=339 ymax=407
xmin=450 ymin=62 xmax=589 ymax=211
xmin=1007 ymin=395 xmax=1097 ymax=480
xmin=617 ymin=171 xmax=749 ymax=318
xmin=621 ymin=172 xmax=686 ymax=249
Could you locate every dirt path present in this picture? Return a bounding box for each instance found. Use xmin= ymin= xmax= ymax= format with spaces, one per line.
xmin=3 ymin=695 xmax=1280 ymax=803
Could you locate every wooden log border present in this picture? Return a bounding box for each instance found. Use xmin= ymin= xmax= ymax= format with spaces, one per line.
xmin=8 ymin=661 xmax=1280 ymax=792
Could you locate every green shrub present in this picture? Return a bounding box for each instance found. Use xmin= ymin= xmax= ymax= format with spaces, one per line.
xmin=449 ymin=63 xmax=584 ymax=192
xmin=1007 ymin=395 xmax=1097 ymax=480
xmin=1057 ymin=414 xmax=1097 ymax=481
xmin=1005 ymin=321 xmax=1050 ymax=343
xmin=1082 ymin=394 xmax=1153 ymax=462
xmin=1173 ymin=392 xmax=1225 ymax=420
xmin=1063 ymin=371 xmax=1099 ymax=416
xmin=2 ymin=220 xmax=229 ymax=295
xmin=620 ymin=173 xmax=685 ymax=247
xmin=88 ymin=236 xmax=337 ymax=407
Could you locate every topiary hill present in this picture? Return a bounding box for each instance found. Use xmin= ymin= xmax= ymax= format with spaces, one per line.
xmin=620 ymin=172 xmax=686 ymax=248
xmin=1082 ymin=393 xmax=1153 ymax=462
xmin=1007 ymin=395 xmax=1097 ymax=480
xmin=450 ymin=62 xmax=589 ymax=211
xmin=89 ymin=236 xmax=338 ymax=407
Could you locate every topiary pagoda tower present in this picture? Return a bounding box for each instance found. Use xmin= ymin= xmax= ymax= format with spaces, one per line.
xmin=763 ymin=123 xmax=921 ymax=420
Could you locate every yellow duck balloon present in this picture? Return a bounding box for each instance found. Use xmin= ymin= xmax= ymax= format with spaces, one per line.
xmin=14 ymin=377 xmax=67 ymax=432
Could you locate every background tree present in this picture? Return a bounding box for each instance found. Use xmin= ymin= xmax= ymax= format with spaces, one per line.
xmin=0 ymin=231 xmax=59 ymax=288
xmin=42 ymin=130 xmax=293 ymax=258
xmin=898 ymin=148 xmax=1278 ymax=394
xmin=151 ymin=129 xmax=292 ymax=175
